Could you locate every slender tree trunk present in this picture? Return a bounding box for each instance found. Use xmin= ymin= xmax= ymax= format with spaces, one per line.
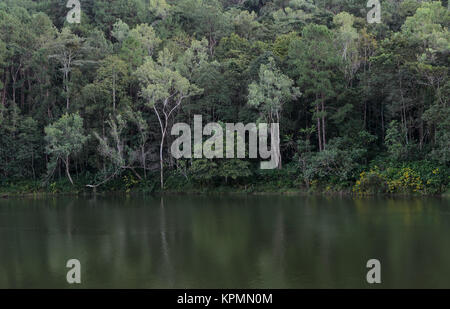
xmin=381 ymin=102 xmax=385 ymax=141
xmin=20 ymin=69 xmax=25 ymax=109
xmin=102 ymin=121 xmax=106 ymax=173
xmin=159 ymin=129 xmax=166 ymax=189
xmin=152 ymin=96 xmax=185 ymax=189
xmin=64 ymin=68 xmax=70 ymax=110
xmin=65 ymin=52 xmax=73 ymax=111
xmin=399 ymin=76 xmax=408 ymax=144
xmin=27 ymin=70 xmax=31 ymax=98
xmin=65 ymin=156 xmax=74 ymax=185
xmin=31 ymin=152 xmax=36 ymax=180
xmin=153 ymin=104 xmax=168 ymax=190
xmin=1 ymin=68 xmax=7 ymax=106
xmin=321 ymin=98 xmax=326 ymax=150
xmin=364 ymin=100 xmax=367 ymax=129
xmin=408 ymin=114 xmax=412 ymax=143
xmin=316 ymin=104 xmax=322 ymax=152
xmin=11 ymin=69 xmax=16 ymax=104
xmin=113 ymin=71 xmax=116 ymax=111
xmin=419 ymin=102 xmax=424 ymax=150
xmin=275 ymin=113 xmax=282 ymax=169
xmin=11 ymin=63 xmax=22 ymax=105
xmin=142 ymin=145 xmax=147 ymax=179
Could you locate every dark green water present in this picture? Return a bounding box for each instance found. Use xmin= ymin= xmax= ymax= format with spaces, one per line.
xmin=0 ymin=195 xmax=449 ymax=288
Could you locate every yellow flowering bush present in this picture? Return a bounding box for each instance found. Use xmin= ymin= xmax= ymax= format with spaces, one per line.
xmin=123 ymin=175 xmax=139 ymax=193
xmin=353 ymin=167 xmax=387 ymax=195
xmin=387 ymin=167 xmax=423 ymax=194
xmin=423 ymin=167 xmax=446 ymax=194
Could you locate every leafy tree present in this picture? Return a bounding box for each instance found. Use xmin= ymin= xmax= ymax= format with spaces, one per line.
xmin=333 ymin=12 xmax=360 ymax=85
xmin=95 ymin=55 xmax=128 ymax=111
xmin=385 ymin=120 xmax=406 ymax=161
xmin=149 ymin=0 xmax=171 ymax=21
xmin=175 ymin=0 xmax=232 ymax=56
xmin=128 ymin=23 xmax=161 ymax=57
xmin=47 ymin=28 xmax=93 ymax=110
xmin=289 ymin=24 xmax=340 ymax=152
xmin=249 ymin=57 xmax=299 ymax=124
xmin=229 ymin=8 xmax=261 ymax=40
xmin=248 ymin=57 xmax=300 ymax=167
xmin=111 ymin=19 xmax=130 ymax=44
xmin=44 ymin=113 xmax=88 ymax=185
xmin=136 ymin=48 xmax=202 ymax=188
xmin=401 ymin=1 xmax=450 ymax=61
xmin=91 ymin=113 xmax=148 ymax=187
xmin=16 ymin=117 xmax=42 ymax=179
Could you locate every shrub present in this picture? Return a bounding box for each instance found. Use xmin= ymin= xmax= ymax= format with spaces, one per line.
xmin=387 ymin=167 xmax=423 ymax=194
xmin=353 ymin=167 xmax=388 ymax=195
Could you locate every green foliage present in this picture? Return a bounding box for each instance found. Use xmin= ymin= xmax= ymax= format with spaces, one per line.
xmin=248 ymin=57 xmax=300 ymax=122
xmin=44 ymin=113 xmax=88 ymax=184
xmin=386 ymin=167 xmax=424 ymax=194
xmin=136 ymin=49 xmax=202 ymax=108
xmin=0 ymin=0 xmax=449 ymax=196
xmin=16 ymin=117 xmax=42 ymax=178
xmin=353 ymin=167 xmax=388 ymax=195
xmin=385 ymin=120 xmax=406 ymax=161
xmin=355 ymin=162 xmax=449 ymax=195
xmin=296 ymin=131 xmax=376 ymax=186
xmin=45 ymin=113 xmax=87 ymax=160
xmin=174 ymin=0 xmax=232 ymax=55
xmin=189 ymin=158 xmax=252 ymax=185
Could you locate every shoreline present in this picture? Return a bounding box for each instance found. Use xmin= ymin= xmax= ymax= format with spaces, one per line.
xmin=1 ymin=187 xmax=448 ymax=199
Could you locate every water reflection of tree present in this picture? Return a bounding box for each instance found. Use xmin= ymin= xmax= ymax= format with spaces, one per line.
xmin=159 ymin=196 xmax=174 ymax=287
xmin=1 ymin=196 xmax=450 ymax=288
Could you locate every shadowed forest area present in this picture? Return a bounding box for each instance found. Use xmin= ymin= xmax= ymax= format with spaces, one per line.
xmin=0 ymin=0 xmax=448 ymax=195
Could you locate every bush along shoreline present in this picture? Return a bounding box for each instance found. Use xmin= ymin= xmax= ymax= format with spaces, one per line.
xmin=1 ymin=160 xmax=448 ymax=198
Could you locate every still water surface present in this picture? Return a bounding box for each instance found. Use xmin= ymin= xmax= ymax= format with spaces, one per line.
xmin=0 ymin=195 xmax=449 ymax=288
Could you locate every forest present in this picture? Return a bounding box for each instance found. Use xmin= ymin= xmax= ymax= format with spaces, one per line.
xmin=0 ymin=0 xmax=448 ymax=195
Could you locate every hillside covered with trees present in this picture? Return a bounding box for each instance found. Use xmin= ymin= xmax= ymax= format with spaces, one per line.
xmin=0 ymin=0 xmax=449 ymax=195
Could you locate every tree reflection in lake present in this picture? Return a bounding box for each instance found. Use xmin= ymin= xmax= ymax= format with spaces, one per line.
xmin=0 ymin=195 xmax=449 ymax=288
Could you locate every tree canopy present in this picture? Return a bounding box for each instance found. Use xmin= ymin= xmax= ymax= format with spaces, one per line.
xmin=0 ymin=0 xmax=448 ymax=194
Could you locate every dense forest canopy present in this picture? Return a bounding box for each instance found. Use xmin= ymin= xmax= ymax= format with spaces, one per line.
xmin=0 ymin=0 xmax=448 ymax=194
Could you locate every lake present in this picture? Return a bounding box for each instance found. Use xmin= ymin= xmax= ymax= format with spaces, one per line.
xmin=0 ymin=195 xmax=449 ymax=288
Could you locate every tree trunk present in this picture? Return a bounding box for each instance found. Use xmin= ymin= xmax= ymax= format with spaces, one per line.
xmin=65 ymin=156 xmax=74 ymax=185
xmin=113 ymin=71 xmax=116 ymax=111
xmin=316 ymin=104 xmax=322 ymax=152
xmin=381 ymin=102 xmax=385 ymax=141
xmin=364 ymin=100 xmax=367 ymax=129
xmin=159 ymin=129 xmax=166 ymax=189
xmin=64 ymin=69 xmax=70 ymax=110
xmin=31 ymin=152 xmax=36 ymax=180
xmin=20 ymin=69 xmax=25 ymax=109
xmin=321 ymin=99 xmax=326 ymax=150
xmin=419 ymin=103 xmax=424 ymax=150
xmin=1 ymin=68 xmax=7 ymax=106
xmin=11 ymin=69 xmax=16 ymax=104
xmin=142 ymin=146 xmax=147 ymax=179
xmin=399 ymin=77 xmax=408 ymax=144
xmin=276 ymin=113 xmax=282 ymax=169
